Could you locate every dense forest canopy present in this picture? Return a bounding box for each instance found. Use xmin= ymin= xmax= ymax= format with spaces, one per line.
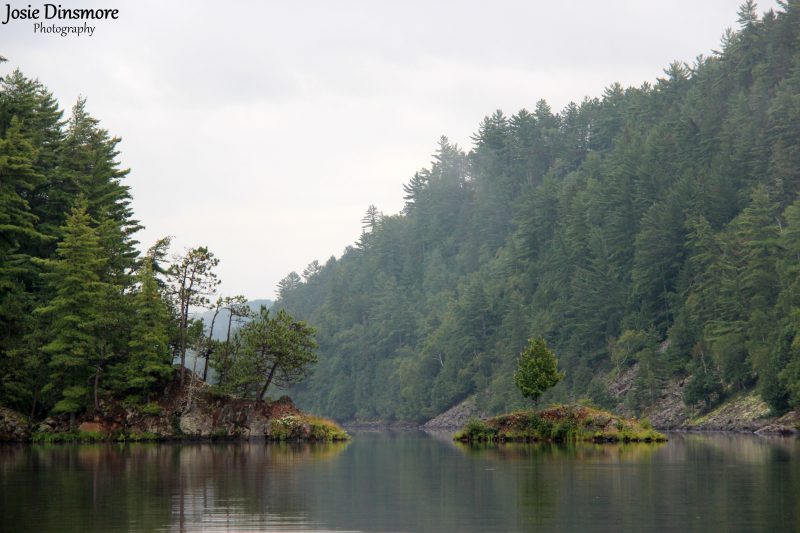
xmin=0 ymin=57 xmax=311 ymax=419
xmin=276 ymin=2 xmax=800 ymax=422
xmin=2 ymin=2 xmax=800 ymax=426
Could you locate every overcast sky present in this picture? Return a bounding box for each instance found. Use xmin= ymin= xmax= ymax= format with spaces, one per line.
xmin=1 ymin=0 xmax=781 ymax=300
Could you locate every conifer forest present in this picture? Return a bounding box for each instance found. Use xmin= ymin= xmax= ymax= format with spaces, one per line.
xmin=2 ymin=3 xmax=800 ymax=428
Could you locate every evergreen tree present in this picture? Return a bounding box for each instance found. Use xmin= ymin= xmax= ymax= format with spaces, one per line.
xmin=167 ymin=246 xmax=220 ymax=382
xmin=114 ymin=254 xmax=173 ymax=403
xmin=35 ymin=199 xmax=112 ymax=420
xmin=514 ymin=338 xmax=564 ymax=405
xmin=230 ymin=307 xmax=318 ymax=400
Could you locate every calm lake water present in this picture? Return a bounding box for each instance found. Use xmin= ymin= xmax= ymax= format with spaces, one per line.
xmin=1 ymin=431 xmax=798 ymax=532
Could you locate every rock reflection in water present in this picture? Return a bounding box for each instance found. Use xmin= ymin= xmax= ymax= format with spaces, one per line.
xmin=0 ymin=432 xmax=798 ymax=532
xmin=0 ymin=441 xmax=349 ymax=532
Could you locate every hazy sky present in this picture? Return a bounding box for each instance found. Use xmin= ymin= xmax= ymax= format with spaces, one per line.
xmin=1 ymin=0 xmax=780 ymax=299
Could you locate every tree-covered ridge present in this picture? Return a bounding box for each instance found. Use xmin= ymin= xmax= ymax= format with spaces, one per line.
xmin=277 ymin=2 xmax=800 ymax=422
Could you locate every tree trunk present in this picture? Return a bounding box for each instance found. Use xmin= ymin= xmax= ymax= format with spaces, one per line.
xmin=202 ymin=347 xmax=212 ymax=381
xmin=179 ymin=304 xmax=187 ymax=384
xmin=260 ymin=363 xmax=278 ymax=401
xmin=202 ymin=307 xmax=220 ymax=381
xmin=219 ymin=313 xmax=234 ymax=385
xmin=94 ymin=364 xmax=101 ymax=412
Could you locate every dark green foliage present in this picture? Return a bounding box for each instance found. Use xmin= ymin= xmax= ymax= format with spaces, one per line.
xmin=0 ymin=68 xmax=180 ymax=419
xmin=112 ymin=255 xmax=173 ymax=403
xmin=34 ymin=200 xmax=112 ymax=416
xmin=221 ymin=307 xmax=318 ymax=400
xmin=276 ymin=4 xmax=800 ymax=421
xmin=456 ymin=418 xmax=498 ymax=441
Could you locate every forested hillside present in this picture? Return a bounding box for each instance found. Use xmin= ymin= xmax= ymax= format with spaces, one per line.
xmin=277 ymin=2 xmax=800 ymax=422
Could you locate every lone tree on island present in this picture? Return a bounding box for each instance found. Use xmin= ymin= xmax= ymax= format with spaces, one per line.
xmin=514 ymin=338 xmax=564 ymax=405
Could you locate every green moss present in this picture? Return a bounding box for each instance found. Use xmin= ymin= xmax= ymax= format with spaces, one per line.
xmin=210 ymin=428 xmax=230 ymax=440
xmin=171 ymin=415 xmax=184 ymax=438
xmin=124 ymin=431 xmax=160 ymax=442
xmin=138 ymin=402 xmax=163 ymax=416
xmin=31 ymin=430 xmax=106 ymax=443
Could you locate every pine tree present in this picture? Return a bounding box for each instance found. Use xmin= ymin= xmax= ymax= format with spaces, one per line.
xmin=114 ymin=255 xmax=173 ymax=403
xmin=35 ymin=199 xmax=112 ymax=420
xmin=167 ymin=246 xmax=220 ymax=382
xmin=230 ymin=307 xmax=318 ymax=400
xmin=0 ymin=119 xmax=48 ymax=413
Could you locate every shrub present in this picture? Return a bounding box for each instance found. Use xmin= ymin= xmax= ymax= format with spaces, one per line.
xmin=269 ymin=415 xmax=305 ymax=441
xmin=138 ymin=402 xmax=163 ymax=416
xmin=526 ymin=414 xmax=553 ymax=438
xmin=307 ymin=416 xmax=349 ymax=441
xmin=457 ymin=418 xmax=497 ymax=441
xmin=119 ymin=431 xmax=160 ymax=442
xmin=550 ymin=420 xmax=577 ymax=441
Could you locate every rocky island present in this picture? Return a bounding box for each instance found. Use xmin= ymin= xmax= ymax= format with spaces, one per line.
xmin=454 ymin=404 xmax=666 ymax=443
xmin=0 ymin=373 xmax=348 ymax=443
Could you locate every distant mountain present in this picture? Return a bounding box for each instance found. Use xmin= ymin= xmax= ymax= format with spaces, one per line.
xmin=195 ymin=299 xmax=273 ymax=340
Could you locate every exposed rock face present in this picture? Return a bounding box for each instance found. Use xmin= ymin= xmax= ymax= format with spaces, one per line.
xmin=681 ymin=392 xmax=773 ymax=432
xmin=0 ymin=407 xmax=30 ymax=441
xmin=174 ymin=393 xmax=300 ymax=439
xmin=106 ymin=378 xmax=306 ymax=439
xmin=423 ymin=396 xmax=486 ymax=430
xmin=0 ymin=372 xmax=346 ymax=442
xmin=638 ymin=377 xmax=692 ymax=429
xmin=605 ymin=363 xmax=799 ymax=434
xmin=608 ymin=363 xmax=639 ymax=401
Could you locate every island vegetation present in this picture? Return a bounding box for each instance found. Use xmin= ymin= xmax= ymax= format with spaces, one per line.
xmin=455 ymin=338 xmax=666 ymax=443
xmin=0 ymin=55 xmax=346 ymax=442
xmin=453 ymin=405 xmax=666 ymax=443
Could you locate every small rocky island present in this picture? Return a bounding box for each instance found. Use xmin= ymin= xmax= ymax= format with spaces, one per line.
xmin=454 ymin=404 xmax=667 ymax=443
xmin=0 ymin=374 xmax=348 ymax=443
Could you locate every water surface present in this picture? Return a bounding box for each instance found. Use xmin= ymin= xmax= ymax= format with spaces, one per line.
xmin=1 ymin=432 xmax=798 ymax=532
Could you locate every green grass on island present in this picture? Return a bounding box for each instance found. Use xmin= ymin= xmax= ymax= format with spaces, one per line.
xmin=267 ymin=415 xmax=350 ymax=442
xmin=454 ymin=404 xmax=667 ymax=443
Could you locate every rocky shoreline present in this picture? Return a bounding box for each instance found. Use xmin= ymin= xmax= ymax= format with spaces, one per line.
xmin=5 ymin=371 xmax=800 ymax=442
xmin=0 ymin=375 xmax=348 ymax=443
xmin=423 ymin=366 xmax=800 ymax=437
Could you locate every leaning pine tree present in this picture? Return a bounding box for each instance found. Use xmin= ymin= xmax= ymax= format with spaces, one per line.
xmin=514 ymin=338 xmax=564 ymax=406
